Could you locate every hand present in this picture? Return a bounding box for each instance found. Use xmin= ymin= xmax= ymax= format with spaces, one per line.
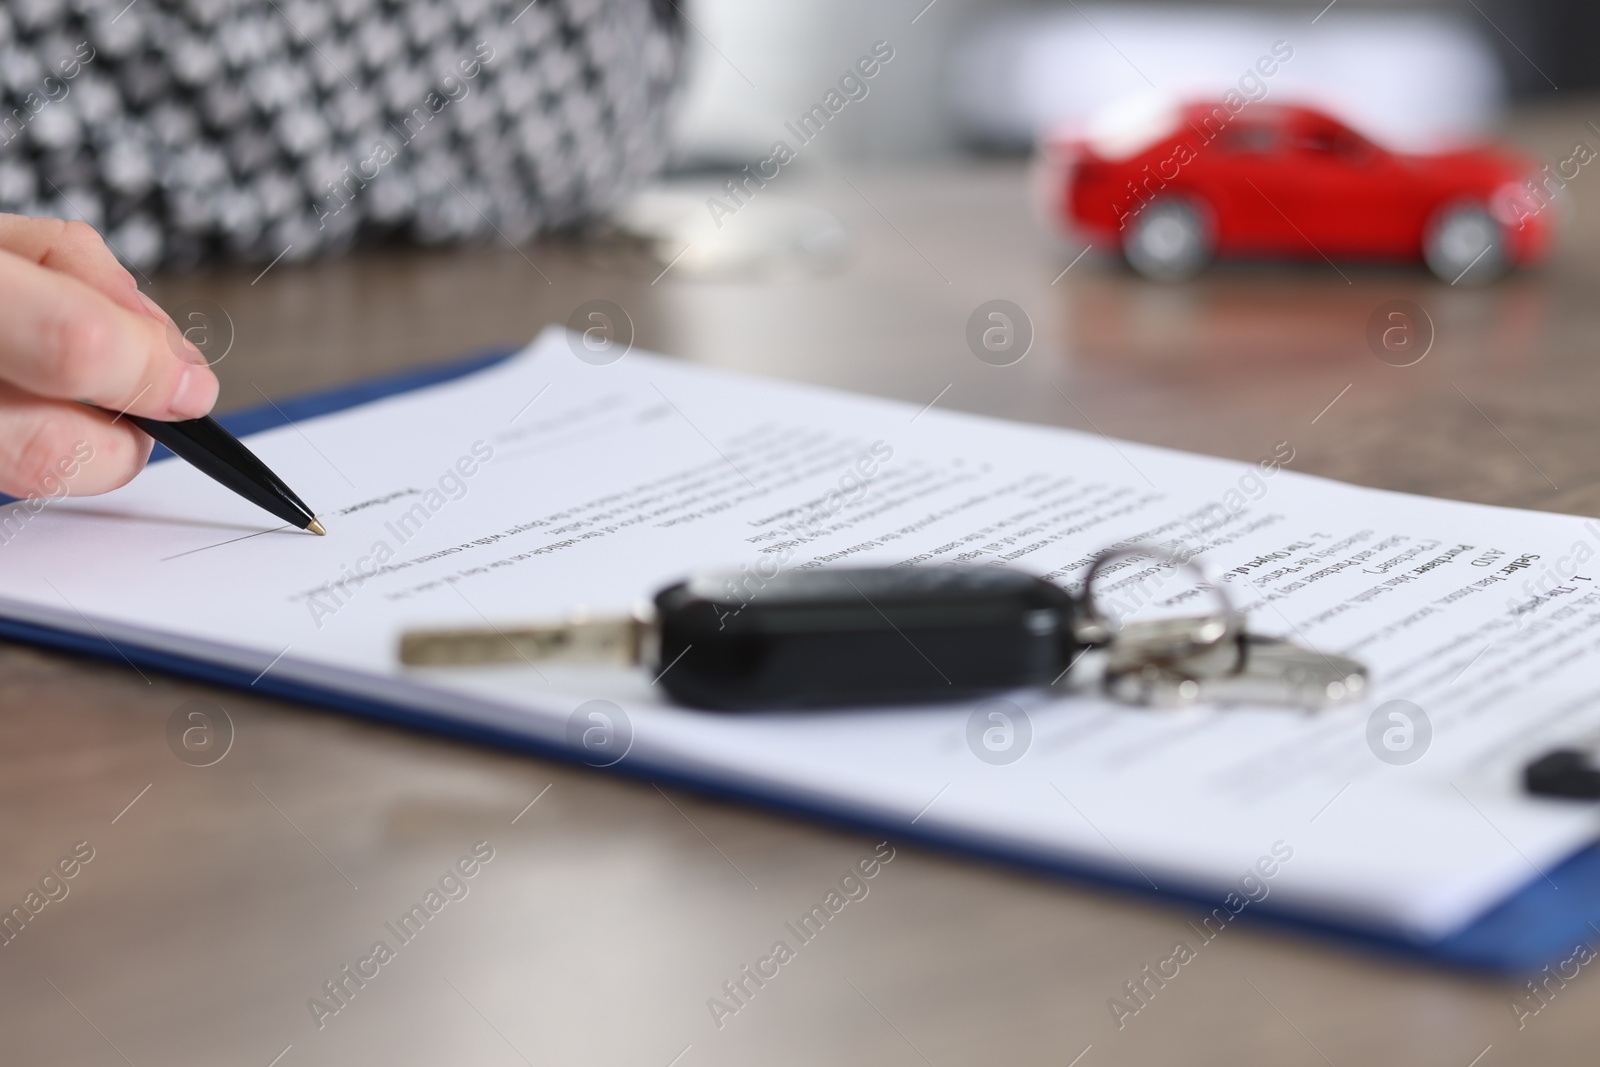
xmin=0 ymin=214 xmax=219 ymax=499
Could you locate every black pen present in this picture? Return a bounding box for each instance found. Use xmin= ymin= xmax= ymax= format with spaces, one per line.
xmin=119 ymin=413 xmax=326 ymax=536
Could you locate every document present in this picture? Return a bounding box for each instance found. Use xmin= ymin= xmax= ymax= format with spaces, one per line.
xmin=4 ymin=327 xmax=1598 ymax=939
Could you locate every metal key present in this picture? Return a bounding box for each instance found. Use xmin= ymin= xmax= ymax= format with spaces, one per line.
xmin=1104 ymin=631 xmax=1367 ymax=709
xmin=1079 ymin=548 xmax=1367 ymax=711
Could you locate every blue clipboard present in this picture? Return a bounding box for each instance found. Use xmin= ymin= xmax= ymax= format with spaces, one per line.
xmin=3 ymin=345 xmax=1596 ymax=977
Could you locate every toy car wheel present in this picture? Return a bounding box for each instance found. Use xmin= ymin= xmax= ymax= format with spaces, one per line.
xmin=1423 ymin=204 xmax=1508 ymax=283
xmin=1123 ymin=199 xmax=1213 ymax=281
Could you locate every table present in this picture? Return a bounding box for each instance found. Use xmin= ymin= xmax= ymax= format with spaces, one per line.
xmin=5 ymin=98 xmax=1599 ymax=1066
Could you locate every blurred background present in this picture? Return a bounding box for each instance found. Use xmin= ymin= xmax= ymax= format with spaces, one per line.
xmin=5 ymin=0 xmax=1595 ymax=269
xmin=653 ymin=0 xmax=1592 ymax=268
xmin=45 ymin=0 xmax=1584 ymax=514
xmin=668 ymin=0 xmax=1588 ymax=166
xmin=5 ymin=0 xmax=1595 ymax=502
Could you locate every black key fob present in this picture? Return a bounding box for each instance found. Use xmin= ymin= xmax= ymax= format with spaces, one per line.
xmin=652 ymin=567 xmax=1082 ymax=710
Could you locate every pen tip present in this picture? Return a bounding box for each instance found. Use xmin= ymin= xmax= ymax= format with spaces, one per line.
xmin=308 ymin=518 xmax=327 ymax=536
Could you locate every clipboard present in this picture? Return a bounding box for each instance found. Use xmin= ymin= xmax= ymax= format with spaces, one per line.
xmin=3 ymin=343 xmax=1596 ymax=976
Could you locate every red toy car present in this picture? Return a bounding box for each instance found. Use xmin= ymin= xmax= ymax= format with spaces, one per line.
xmin=1042 ymin=100 xmax=1554 ymax=282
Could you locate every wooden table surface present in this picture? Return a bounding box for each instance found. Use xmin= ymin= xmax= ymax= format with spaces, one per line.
xmin=6 ymin=99 xmax=1600 ymax=1066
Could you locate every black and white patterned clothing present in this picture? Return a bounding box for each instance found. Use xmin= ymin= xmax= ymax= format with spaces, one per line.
xmin=0 ymin=0 xmax=682 ymax=267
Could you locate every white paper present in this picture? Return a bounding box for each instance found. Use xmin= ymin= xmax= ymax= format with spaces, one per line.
xmin=4 ymin=327 xmax=1598 ymax=939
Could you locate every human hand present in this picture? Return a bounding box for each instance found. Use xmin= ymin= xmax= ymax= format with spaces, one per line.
xmin=0 ymin=214 xmax=219 ymax=499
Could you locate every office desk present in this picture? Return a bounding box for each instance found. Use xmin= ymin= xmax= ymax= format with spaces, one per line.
xmin=5 ymin=101 xmax=1600 ymax=1065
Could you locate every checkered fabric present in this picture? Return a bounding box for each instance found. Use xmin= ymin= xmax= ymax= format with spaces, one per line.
xmin=0 ymin=0 xmax=683 ymax=267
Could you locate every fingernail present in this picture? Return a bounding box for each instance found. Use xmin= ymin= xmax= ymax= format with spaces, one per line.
xmin=168 ymin=365 xmax=219 ymax=419
xmin=169 ymin=324 xmax=209 ymax=366
xmin=144 ymin=294 xmax=207 ymax=367
xmin=136 ymin=290 xmax=176 ymax=327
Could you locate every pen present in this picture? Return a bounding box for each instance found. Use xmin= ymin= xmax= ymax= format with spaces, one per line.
xmin=120 ymin=413 xmax=326 ymax=535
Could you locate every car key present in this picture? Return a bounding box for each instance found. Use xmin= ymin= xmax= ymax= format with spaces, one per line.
xmin=403 ymin=566 xmax=1089 ymax=710
xmin=398 ymin=550 xmax=1367 ymax=712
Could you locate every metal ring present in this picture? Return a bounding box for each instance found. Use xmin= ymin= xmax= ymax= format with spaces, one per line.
xmin=1075 ymin=545 xmax=1241 ymax=647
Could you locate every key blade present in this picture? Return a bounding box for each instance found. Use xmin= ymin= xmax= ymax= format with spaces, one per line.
xmin=1105 ymin=635 xmax=1367 ymax=711
xmin=1216 ymin=637 xmax=1367 ymax=709
xmin=399 ymin=615 xmax=648 ymax=668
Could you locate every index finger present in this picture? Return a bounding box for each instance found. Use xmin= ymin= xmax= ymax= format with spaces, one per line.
xmin=0 ymin=215 xmax=154 ymax=321
xmin=0 ymin=249 xmax=218 ymax=420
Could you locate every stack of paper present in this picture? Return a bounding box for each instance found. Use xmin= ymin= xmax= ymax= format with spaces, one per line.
xmin=4 ymin=328 xmax=1597 ymax=943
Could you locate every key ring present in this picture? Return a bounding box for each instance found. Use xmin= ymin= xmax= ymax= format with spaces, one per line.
xmin=1074 ymin=545 xmax=1243 ymax=651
